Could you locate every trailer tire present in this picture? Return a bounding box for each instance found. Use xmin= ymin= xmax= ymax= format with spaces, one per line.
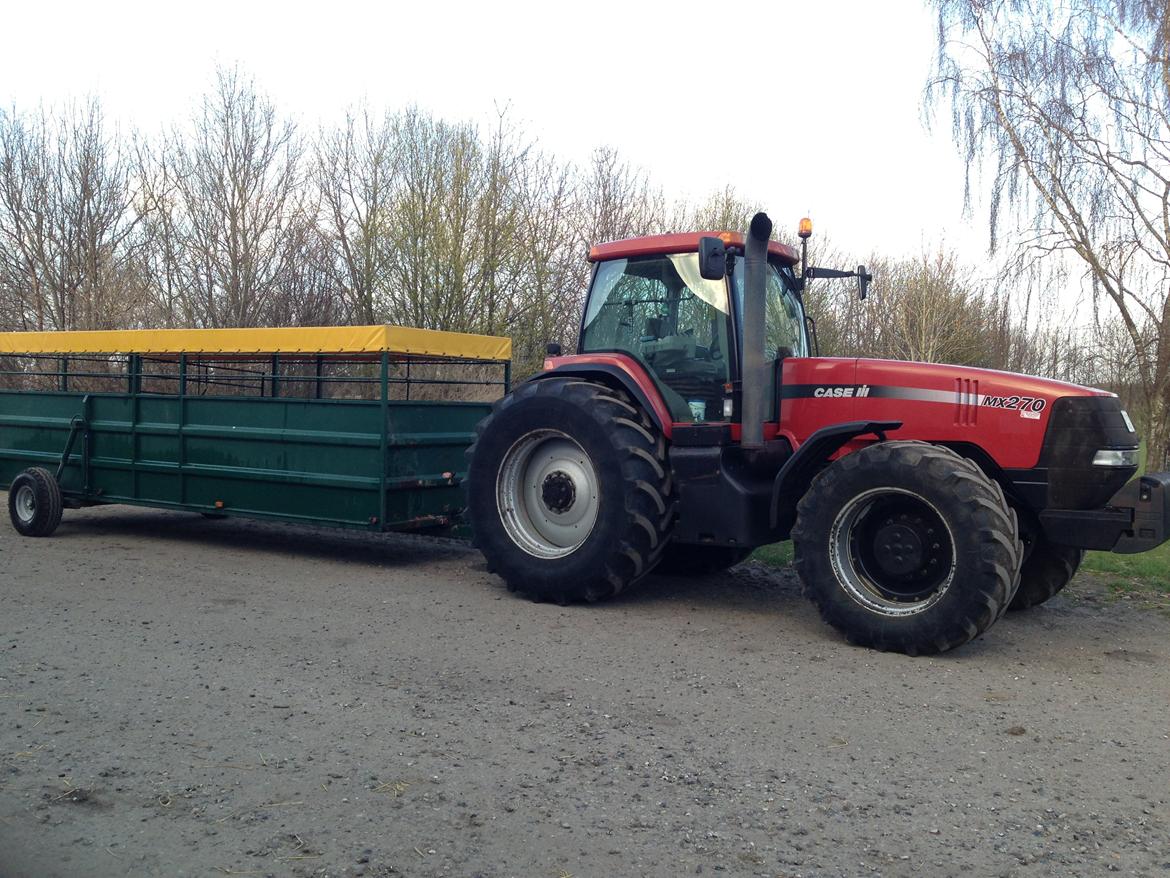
xmin=654 ymin=544 xmax=752 ymax=576
xmin=466 ymin=378 xmax=674 ymax=603
xmin=8 ymin=467 xmax=64 ymax=537
xmin=792 ymin=441 xmax=1019 ymax=655
xmin=1008 ymin=540 xmax=1083 ymax=610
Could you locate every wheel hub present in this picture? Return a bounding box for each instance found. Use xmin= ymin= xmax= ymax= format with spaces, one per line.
xmin=15 ymin=485 xmax=36 ymax=525
xmin=496 ymin=430 xmax=600 ymax=559
xmin=873 ymin=522 xmax=923 ymax=575
xmin=541 ymin=471 xmax=576 ymax=513
xmin=830 ymin=488 xmax=956 ymax=617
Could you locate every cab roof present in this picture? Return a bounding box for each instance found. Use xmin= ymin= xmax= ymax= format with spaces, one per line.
xmin=588 ymin=232 xmax=800 ymax=265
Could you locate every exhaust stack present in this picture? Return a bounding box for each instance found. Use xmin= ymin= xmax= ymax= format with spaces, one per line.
xmin=741 ymin=212 xmax=771 ymax=449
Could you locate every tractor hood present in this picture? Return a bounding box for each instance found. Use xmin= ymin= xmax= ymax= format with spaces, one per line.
xmin=780 ymin=357 xmax=1124 ymax=470
xmin=854 ymin=357 xmax=1113 ymax=404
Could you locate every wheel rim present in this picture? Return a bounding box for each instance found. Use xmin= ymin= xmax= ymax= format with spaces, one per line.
xmin=496 ymin=429 xmax=600 ymax=558
xmin=14 ymin=484 xmax=36 ymax=525
xmin=829 ymin=487 xmax=955 ymax=616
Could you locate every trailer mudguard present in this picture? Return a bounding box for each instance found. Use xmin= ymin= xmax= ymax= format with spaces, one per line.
xmin=769 ymin=420 xmax=902 ymax=528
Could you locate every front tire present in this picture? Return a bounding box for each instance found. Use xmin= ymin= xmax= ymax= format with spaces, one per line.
xmin=466 ymin=378 xmax=674 ymax=603
xmin=8 ymin=467 xmax=64 ymax=537
xmin=1009 ymin=539 xmax=1083 ymax=610
xmin=792 ymin=442 xmax=1020 ymax=655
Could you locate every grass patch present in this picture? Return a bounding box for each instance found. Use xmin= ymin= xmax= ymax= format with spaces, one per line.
xmin=1082 ymin=541 xmax=1170 ymax=594
xmin=752 ymin=541 xmax=793 ymax=568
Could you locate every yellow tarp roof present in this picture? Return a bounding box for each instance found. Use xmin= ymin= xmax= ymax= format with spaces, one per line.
xmin=0 ymin=325 xmax=512 ymax=360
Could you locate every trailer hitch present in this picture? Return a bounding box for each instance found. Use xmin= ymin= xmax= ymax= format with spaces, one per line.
xmin=55 ymin=394 xmax=92 ymax=493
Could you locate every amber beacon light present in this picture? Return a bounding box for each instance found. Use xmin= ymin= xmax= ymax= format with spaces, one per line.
xmin=798 ymin=217 xmax=813 ymax=239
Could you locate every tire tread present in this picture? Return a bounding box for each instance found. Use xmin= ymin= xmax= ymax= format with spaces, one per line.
xmin=791 ymin=441 xmax=1020 ymax=655
xmin=465 ymin=378 xmax=675 ymax=603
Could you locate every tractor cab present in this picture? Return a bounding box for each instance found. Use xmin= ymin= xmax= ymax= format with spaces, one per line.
xmin=579 ymin=234 xmax=807 ymax=426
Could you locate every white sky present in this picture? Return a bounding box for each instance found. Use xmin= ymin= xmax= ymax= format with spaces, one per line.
xmin=2 ymin=0 xmax=990 ymax=268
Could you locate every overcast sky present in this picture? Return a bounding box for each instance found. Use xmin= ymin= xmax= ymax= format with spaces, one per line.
xmin=3 ymin=0 xmax=992 ymax=269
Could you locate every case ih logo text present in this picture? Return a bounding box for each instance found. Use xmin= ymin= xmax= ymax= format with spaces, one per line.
xmin=813 ymin=385 xmax=872 ymax=398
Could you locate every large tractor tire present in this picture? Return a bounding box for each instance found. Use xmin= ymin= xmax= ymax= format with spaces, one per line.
xmin=1008 ymin=539 xmax=1083 ymax=610
xmin=466 ymin=378 xmax=674 ymax=604
xmin=791 ymin=442 xmax=1021 ymax=655
xmin=653 ymin=544 xmax=752 ymax=576
xmin=8 ymin=466 xmax=64 ymax=537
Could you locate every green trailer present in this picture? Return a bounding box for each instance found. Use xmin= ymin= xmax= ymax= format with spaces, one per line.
xmin=0 ymin=324 xmax=511 ymax=538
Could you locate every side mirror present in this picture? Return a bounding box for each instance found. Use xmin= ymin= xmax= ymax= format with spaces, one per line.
xmin=698 ymin=236 xmax=727 ymax=280
xmin=546 ymin=342 xmax=562 ymax=357
xmin=856 ymin=265 xmax=872 ymax=300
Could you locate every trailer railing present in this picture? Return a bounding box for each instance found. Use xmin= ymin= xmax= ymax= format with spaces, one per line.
xmin=0 ymin=353 xmax=510 ymax=402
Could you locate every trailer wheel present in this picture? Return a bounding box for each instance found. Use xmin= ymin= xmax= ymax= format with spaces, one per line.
xmin=8 ymin=467 xmax=64 ymax=537
xmin=1008 ymin=540 xmax=1083 ymax=610
xmin=792 ymin=442 xmax=1019 ymax=655
xmin=466 ymin=378 xmax=674 ymax=603
xmin=654 ymin=544 xmax=751 ymax=576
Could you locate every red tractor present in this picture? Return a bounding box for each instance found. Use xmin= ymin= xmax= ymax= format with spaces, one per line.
xmin=465 ymin=213 xmax=1169 ymax=654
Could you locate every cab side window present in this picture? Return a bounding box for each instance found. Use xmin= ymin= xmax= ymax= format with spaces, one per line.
xmin=581 ymin=255 xmax=733 ymax=422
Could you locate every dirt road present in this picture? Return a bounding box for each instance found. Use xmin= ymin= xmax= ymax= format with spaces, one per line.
xmin=1 ymin=506 xmax=1168 ymax=877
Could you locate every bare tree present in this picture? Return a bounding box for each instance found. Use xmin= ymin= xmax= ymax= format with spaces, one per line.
xmin=144 ymin=68 xmax=304 ymax=328
xmin=379 ymin=108 xmax=484 ymax=331
xmin=881 ymin=249 xmax=996 ymax=365
xmin=670 ymin=185 xmax=763 ymax=234
xmin=314 ymin=107 xmax=396 ymax=324
xmin=0 ymin=70 xmax=1119 ymax=405
xmin=575 ymin=147 xmax=665 ymax=248
xmin=0 ymin=100 xmax=144 ymax=331
xmin=507 ymin=148 xmax=577 ymax=371
xmin=929 ymin=0 xmax=1170 ymax=467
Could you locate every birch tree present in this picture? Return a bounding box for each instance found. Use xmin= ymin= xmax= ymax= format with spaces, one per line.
xmin=930 ymin=0 xmax=1170 ymax=467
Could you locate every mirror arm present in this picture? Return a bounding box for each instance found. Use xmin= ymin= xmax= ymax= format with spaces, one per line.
xmin=806 ymin=265 xmax=873 ymax=300
xmin=805 ymin=266 xmax=855 ymax=279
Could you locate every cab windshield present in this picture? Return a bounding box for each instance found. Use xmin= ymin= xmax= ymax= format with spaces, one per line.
xmin=580 ymin=253 xmax=732 ymax=422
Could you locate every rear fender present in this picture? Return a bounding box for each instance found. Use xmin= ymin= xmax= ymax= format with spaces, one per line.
xmin=534 ymin=356 xmax=673 ymax=436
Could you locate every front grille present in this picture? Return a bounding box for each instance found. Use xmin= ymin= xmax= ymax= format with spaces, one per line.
xmin=1040 ymin=396 xmax=1137 ymax=508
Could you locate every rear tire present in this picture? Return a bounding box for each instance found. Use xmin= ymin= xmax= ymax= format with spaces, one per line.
xmin=8 ymin=467 xmax=64 ymax=537
xmin=792 ymin=442 xmax=1020 ymax=655
xmin=466 ymin=378 xmax=674 ymax=603
xmin=1009 ymin=539 xmax=1083 ymax=610
xmin=654 ymin=544 xmax=751 ymax=576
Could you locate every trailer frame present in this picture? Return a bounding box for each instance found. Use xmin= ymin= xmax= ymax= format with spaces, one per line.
xmin=0 ymin=325 xmax=511 ymax=536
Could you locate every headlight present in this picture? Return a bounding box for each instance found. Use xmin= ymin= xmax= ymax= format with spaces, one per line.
xmin=1092 ymin=448 xmax=1139 ymax=467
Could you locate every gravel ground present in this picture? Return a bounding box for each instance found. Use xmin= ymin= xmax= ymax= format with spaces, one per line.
xmin=1 ymin=505 xmax=1168 ymax=878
